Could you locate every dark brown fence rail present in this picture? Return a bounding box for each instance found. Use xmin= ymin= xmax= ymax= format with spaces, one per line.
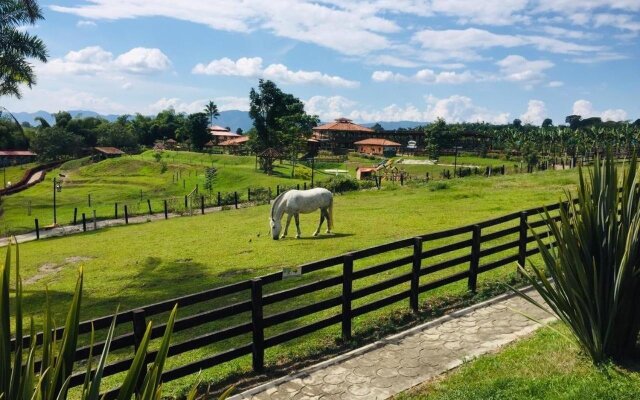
xmin=11 ymin=197 xmax=578 ymax=397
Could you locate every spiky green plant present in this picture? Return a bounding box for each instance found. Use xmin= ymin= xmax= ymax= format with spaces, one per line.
xmin=517 ymin=154 xmax=640 ymax=362
xmin=0 ymin=239 xmax=183 ymax=399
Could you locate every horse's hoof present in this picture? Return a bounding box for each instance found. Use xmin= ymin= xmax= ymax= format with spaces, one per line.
xmin=326 ymin=230 xmax=332 ymax=234
xmin=295 ymin=235 xmax=300 ymax=239
xmin=312 ymin=231 xmax=319 ymax=236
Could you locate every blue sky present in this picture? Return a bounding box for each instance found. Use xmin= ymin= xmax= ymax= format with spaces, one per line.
xmin=4 ymin=0 xmax=640 ymax=125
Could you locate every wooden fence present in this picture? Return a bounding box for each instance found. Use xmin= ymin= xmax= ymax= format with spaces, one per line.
xmin=11 ymin=199 xmax=571 ymax=397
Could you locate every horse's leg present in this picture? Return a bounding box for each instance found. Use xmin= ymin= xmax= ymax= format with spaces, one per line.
xmin=294 ymin=213 xmax=301 ymax=238
xmin=313 ymin=209 xmax=325 ymax=236
xmin=323 ymin=208 xmax=332 ymax=234
xmin=281 ymin=214 xmax=293 ymax=238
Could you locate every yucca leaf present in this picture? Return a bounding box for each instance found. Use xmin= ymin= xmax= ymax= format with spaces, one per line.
xmin=85 ymin=310 xmax=119 ymax=400
xmin=0 ymin=243 xmax=12 ymax=396
xmin=116 ymin=321 xmax=152 ymax=400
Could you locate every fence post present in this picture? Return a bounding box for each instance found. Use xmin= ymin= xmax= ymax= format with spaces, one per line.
xmin=304 ymin=182 xmax=307 ymax=190
xmin=88 ymin=193 xmax=91 ymax=207
xmin=468 ymin=225 xmax=481 ymax=292
xmin=276 ymin=185 xmax=280 ymax=196
xmin=146 ymin=199 xmax=152 ymax=215
xmin=35 ymin=218 xmax=39 ymax=239
xmin=131 ymin=309 xmax=147 ymax=391
xmin=115 ymin=203 xmax=118 ymax=219
xmin=200 ymin=195 xmax=205 ymax=215
xmin=164 ymin=200 xmax=168 ymax=219
xmin=92 ymin=210 xmax=97 ymax=230
xmin=82 ymin=213 xmax=87 ymax=232
xmin=124 ymin=206 xmax=129 ymax=224
xmin=184 ymin=195 xmax=188 ymax=209
xmin=518 ymin=212 xmax=528 ymax=271
xmin=217 ymin=192 xmax=221 ymax=207
xmin=251 ymin=278 xmax=264 ymax=372
xmin=342 ymin=253 xmax=353 ymax=341
xmin=234 ymin=192 xmax=238 ymax=209
xmin=248 ymin=188 xmax=251 ymax=202
xmin=297 ymin=183 xmax=300 ymax=190
xmin=411 ymin=237 xmax=422 ymax=313
xmin=73 ymin=208 xmax=78 ymax=224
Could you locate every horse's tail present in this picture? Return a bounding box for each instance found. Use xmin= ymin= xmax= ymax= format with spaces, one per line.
xmin=328 ymin=195 xmax=334 ymax=230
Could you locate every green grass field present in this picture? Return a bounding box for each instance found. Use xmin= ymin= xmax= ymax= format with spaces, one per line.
xmin=0 ymin=151 xmax=312 ymax=235
xmin=1 ymin=162 xmax=38 ymax=188
xmin=400 ymin=324 xmax=640 ymax=400
xmin=8 ymin=168 xmax=580 ymax=395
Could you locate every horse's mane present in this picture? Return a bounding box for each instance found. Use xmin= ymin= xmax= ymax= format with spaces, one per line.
xmin=270 ymin=190 xmax=289 ymax=219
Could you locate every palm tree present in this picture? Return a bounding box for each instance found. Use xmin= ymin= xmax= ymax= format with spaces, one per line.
xmin=204 ymin=100 xmax=220 ymax=127
xmin=0 ymin=0 xmax=48 ymax=99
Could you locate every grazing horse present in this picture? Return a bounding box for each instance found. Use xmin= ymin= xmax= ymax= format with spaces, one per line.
xmin=270 ymin=188 xmax=333 ymax=240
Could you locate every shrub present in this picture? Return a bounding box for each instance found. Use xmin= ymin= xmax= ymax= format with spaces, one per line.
xmin=517 ymin=154 xmax=640 ymax=362
xmin=317 ymin=176 xmax=359 ymax=193
xmin=429 ymin=181 xmax=449 ymax=191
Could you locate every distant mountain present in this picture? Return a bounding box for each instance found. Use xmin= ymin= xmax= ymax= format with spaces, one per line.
xmin=361 ymin=121 xmax=428 ymax=130
xmin=10 ymin=109 xmax=254 ymax=132
xmin=214 ymin=110 xmax=253 ymax=133
xmin=10 ymin=109 xmax=425 ymax=132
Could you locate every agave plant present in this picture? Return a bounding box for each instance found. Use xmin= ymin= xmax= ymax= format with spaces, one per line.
xmin=0 ymin=239 xmax=181 ymax=400
xmin=517 ymin=154 xmax=640 ymax=362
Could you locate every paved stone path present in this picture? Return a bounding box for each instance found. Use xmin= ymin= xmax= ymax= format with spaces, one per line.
xmin=231 ymin=288 xmax=554 ymax=400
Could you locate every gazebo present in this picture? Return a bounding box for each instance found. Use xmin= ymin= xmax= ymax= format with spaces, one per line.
xmin=312 ymin=117 xmax=375 ymax=154
xmin=257 ymin=148 xmax=282 ymax=174
xmin=165 ymin=138 xmax=177 ymax=150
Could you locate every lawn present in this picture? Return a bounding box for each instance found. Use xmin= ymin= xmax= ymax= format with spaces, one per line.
xmin=0 ymin=151 xmax=311 ymax=235
xmin=1 ymin=161 xmax=38 ymax=188
xmin=399 ymin=324 xmax=640 ymax=400
xmin=8 ymin=169 xmax=579 ymax=395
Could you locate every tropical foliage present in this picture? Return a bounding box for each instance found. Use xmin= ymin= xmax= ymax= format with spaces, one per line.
xmin=0 ymin=0 xmax=48 ymax=98
xmin=517 ymin=154 xmax=640 ymax=362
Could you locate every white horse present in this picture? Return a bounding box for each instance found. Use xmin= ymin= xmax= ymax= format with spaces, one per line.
xmin=270 ymin=188 xmax=333 ymax=240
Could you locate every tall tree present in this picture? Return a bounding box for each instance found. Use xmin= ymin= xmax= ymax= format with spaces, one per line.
xmin=541 ymin=118 xmax=553 ymax=128
xmin=0 ymin=0 xmax=48 ymax=98
xmin=204 ymin=100 xmax=220 ymax=126
xmin=185 ymin=112 xmax=209 ymax=150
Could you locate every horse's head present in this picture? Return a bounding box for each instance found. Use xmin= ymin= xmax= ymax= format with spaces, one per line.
xmin=270 ymin=217 xmax=281 ymax=240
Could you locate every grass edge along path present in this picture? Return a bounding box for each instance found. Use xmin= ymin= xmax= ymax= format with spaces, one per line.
xmin=399 ymin=322 xmax=640 ymax=400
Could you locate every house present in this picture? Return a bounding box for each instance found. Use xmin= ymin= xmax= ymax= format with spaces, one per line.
xmin=356 ymin=167 xmax=377 ymax=180
xmin=0 ymin=150 xmax=37 ymax=166
xmin=165 ymin=138 xmax=177 ymax=150
xmin=354 ymin=138 xmax=402 ymax=157
xmin=93 ymin=147 xmax=125 ymax=160
xmin=312 ymin=118 xmax=375 ymax=153
xmin=218 ymin=136 xmax=249 ymax=154
xmin=209 ymin=125 xmax=239 ymax=145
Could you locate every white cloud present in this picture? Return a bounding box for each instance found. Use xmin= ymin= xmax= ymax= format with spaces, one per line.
xmin=547 ymin=80 xmax=564 ymax=87
xmin=411 ymin=28 xmax=603 ymax=61
xmin=520 ymin=100 xmax=547 ymax=125
xmin=217 ymin=96 xmax=250 ymax=111
xmin=304 ymin=94 xmax=509 ymax=124
xmin=540 ymin=26 xmax=596 ymax=40
xmin=193 ymin=56 xmax=359 ymax=88
xmin=40 ymin=46 xmax=171 ymax=76
xmin=572 ymin=99 xmax=628 ymax=121
xmin=76 ymin=20 xmax=97 ymax=27
xmin=496 ymin=55 xmax=554 ymax=86
xmin=147 ymin=98 xmax=207 ymax=114
xmin=3 ymin=88 xmax=127 ymax=114
xmin=114 ymin=48 xmax=172 ymax=73
xmin=372 ymin=69 xmax=476 ymax=84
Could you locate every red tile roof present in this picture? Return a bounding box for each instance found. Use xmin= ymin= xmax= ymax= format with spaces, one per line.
xmin=354 ymin=138 xmax=401 ymax=146
xmin=208 ymin=125 xmax=231 ymax=132
xmin=356 ymin=167 xmax=377 ymax=172
xmin=94 ymin=146 xmax=125 ymax=155
xmin=218 ymin=136 xmax=249 ymax=146
xmin=0 ymin=150 xmax=36 ymax=156
xmin=313 ymin=118 xmax=375 ymax=133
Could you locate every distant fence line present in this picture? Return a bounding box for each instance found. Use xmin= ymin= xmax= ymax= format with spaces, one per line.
xmin=11 ymin=196 xmax=573 ymax=398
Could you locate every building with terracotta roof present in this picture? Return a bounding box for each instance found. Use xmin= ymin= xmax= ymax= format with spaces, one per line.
xmin=312 ymin=118 xmax=375 ymax=153
xmin=93 ymin=147 xmax=125 ymax=160
xmin=354 ymin=138 xmax=402 ymax=156
xmin=209 ymin=125 xmax=240 ymax=145
xmin=0 ymin=150 xmax=37 ymax=166
xmin=218 ymin=136 xmax=249 ymax=154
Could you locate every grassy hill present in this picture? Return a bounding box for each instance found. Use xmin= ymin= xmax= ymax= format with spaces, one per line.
xmin=0 ymin=151 xmax=310 ymax=235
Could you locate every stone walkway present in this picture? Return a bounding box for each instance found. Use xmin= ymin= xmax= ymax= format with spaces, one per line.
xmin=231 ymin=288 xmax=554 ymax=400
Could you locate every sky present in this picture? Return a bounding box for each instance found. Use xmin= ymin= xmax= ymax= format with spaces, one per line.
xmin=3 ymin=0 xmax=640 ymax=125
